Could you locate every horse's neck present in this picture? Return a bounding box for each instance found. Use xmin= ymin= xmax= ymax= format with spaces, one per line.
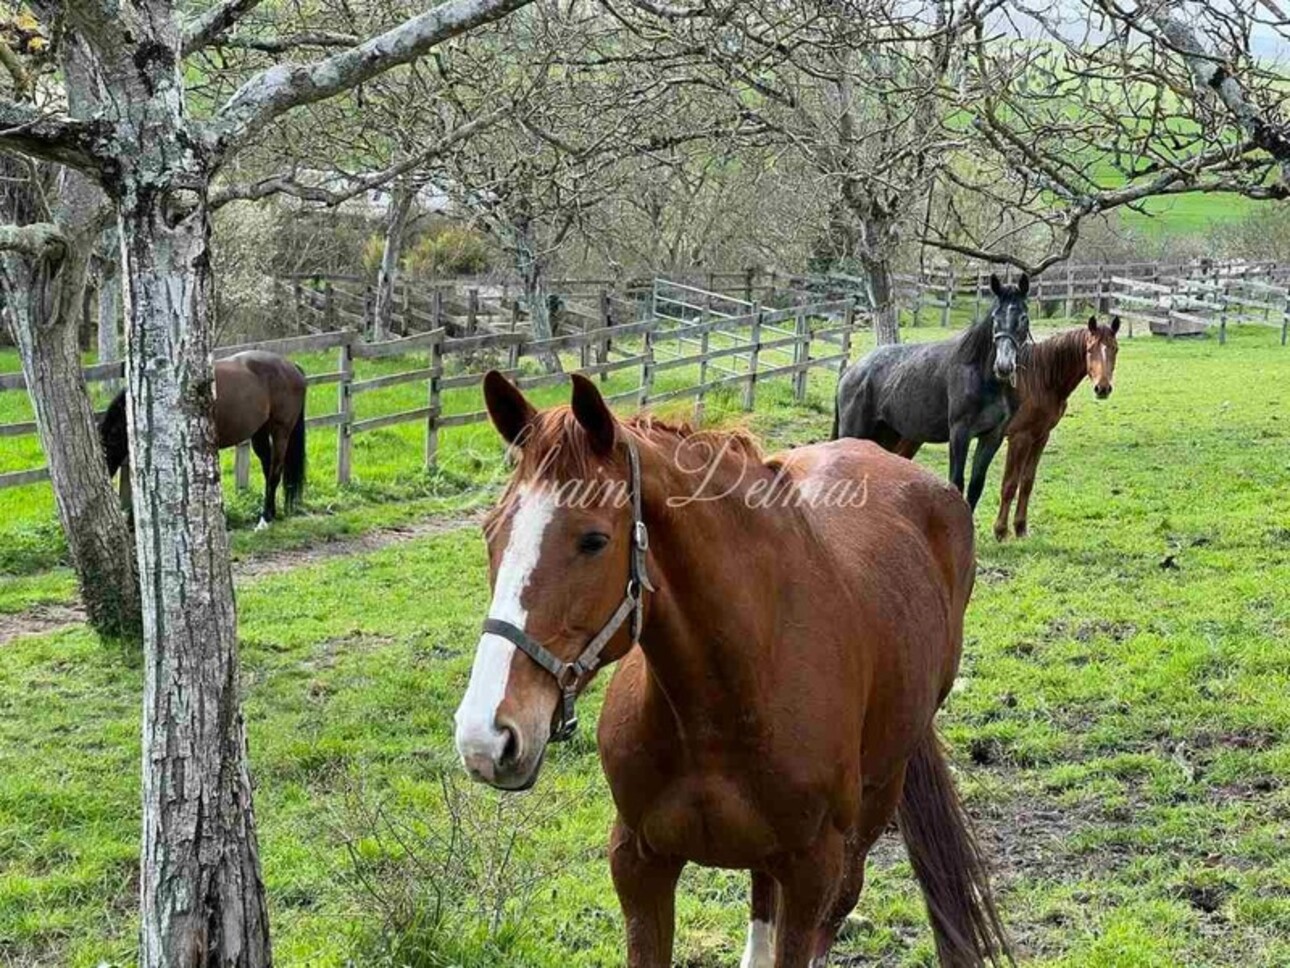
xmin=1028 ymin=329 xmax=1086 ymax=400
xmin=634 ymin=439 xmax=795 ymax=726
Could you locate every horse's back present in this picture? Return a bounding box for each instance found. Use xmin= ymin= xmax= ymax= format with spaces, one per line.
xmin=774 ymin=438 xmax=974 ymax=716
xmin=836 ymin=342 xmax=953 ymax=444
xmin=213 ymin=352 xmax=306 ymax=446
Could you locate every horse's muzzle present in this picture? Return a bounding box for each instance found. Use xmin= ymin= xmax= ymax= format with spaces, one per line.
xmin=1095 ymin=385 xmax=1113 ymax=399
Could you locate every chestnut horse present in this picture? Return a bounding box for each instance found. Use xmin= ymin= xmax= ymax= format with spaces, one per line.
xmin=454 ymin=372 xmax=1010 ymax=967
xmin=993 ymin=316 xmax=1119 ymax=541
xmin=100 ymin=350 xmax=307 ymax=528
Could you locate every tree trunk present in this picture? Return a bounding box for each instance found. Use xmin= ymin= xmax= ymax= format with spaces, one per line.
xmin=97 ymin=244 xmax=120 ymax=371
xmin=863 ymin=254 xmax=900 ymax=345
xmin=0 ymin=236 xmax=142 ymax=639
xmin=0 ymin=155 xmax=141 ymax=640
xmin=121 ymin=188 xmax=272 ymax=968
xmin=373 ymin=177 xmax=414 ymax=340
xmin=512 ymin=225 xmax=562 ymax=372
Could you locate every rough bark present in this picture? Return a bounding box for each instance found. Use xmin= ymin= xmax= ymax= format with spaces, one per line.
xmin=511 ymin=218 xmax=562 ymax=371
xmin=0 ymin=153 xmax=141 ymax=640
xmin=372 ymin=177 xmax=413 ymax=340
xmin=97 ymin=238 xmax=120 ymax=375
xmin=123 ymin=191 xmax=271 ymax=968
xmin=0 ymin=228 xmax=141 ymax=638
xmin=863 ymin=252 xmax=900 ymax=346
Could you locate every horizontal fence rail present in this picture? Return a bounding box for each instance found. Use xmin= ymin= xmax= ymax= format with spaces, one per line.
xmin=0 ymin=282 xmax=867 ymax=491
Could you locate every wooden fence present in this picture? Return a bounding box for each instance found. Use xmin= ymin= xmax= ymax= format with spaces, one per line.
xmin=0 ymin=285 xmax=862 ymax=491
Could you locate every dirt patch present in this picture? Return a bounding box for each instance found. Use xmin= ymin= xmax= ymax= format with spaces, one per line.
xmin=0 ymin=513 xmax=480 ymax=648
xmin=0 ymin=604 xmax=87 ymax=645
xmin=233 ymin=512 xmax=481 ymax=581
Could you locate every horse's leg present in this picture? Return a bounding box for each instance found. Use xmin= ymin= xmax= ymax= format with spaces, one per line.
xmin=993 ymin=435 xmax=1028 ymax=542
xmin=610 ymin=818 xmax=684 ymax=968
xmin=770 ymin=828 xmax=845 ymax=968
xmin=815 ymin=771 xmax=907 ymax=962
xmin=893 ymin=438 xmax=922 ymax=460
xmin=742 ymin=873 xmax=778 ymax=968
xmin=965 ymin=424 xmax=1007 ymax=511
xmin=948 ymin=423 xmax=971 ymax=495
xmin=250 ymin=427 xmax=274 ymax=529
xmin=1014 ymin=430 xmax=1050 ymax=538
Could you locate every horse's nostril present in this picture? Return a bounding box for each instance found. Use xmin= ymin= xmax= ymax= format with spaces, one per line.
xmin=498 ymin=725 xmax=520 ymax=766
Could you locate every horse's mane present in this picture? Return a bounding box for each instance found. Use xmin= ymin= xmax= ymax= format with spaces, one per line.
xmin=1017 ymin=327 xmax=1087 ymax=396
xmin=514 ymin=406 xmax=765 ymax=483
xmin=103 ymin=387 xmax=127 ymax=428
xmin=954 ymin=315 xmax=996 ymax=365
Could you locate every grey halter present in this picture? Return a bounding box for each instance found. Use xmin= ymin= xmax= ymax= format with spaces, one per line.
xmin=481 ymin=437 xmax=654 ymax=742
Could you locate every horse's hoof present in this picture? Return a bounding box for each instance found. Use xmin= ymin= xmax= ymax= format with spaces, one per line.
xmin=993 ymin=525 xmax=1008 ymax=542
xmin=255 ymin=517 xmax=270 ymax=532
xmin=1014 ymin=524 xmax=1028 ymax=539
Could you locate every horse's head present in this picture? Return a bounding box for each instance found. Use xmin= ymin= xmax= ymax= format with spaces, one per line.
xmin=455 ymin=371 xmax=647 ymax=791
xmin=99 ymin=390 xmax=129 ymax=477
xmin=989 ymin=272 xmax=1031 ymax=383
xmin=1085 ymin=315 xmax=1120 ymax=399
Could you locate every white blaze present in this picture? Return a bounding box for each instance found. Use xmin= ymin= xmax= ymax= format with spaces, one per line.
xmin=740 ymin=920 xmax=775 ymax=968
xmin=455 ymin=484 xmax=556 ymax=763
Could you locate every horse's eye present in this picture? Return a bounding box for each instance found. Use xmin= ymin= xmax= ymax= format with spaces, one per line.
xmin=578 ymin=532 xmax=611 ymax=555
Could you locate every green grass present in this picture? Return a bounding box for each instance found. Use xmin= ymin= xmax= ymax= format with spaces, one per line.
xmin=2 ymin=323 xmax=1290 ymax=966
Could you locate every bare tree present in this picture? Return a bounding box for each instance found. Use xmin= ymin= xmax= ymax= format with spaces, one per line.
xmin=926 ymin=0 xmax=1290 ymax=273
xmin=0 ymin=1 xmax=534 ymax=963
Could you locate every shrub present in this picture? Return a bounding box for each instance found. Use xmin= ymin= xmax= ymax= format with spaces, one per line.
xmin=404 ymin=226 xmax=493 ymax=279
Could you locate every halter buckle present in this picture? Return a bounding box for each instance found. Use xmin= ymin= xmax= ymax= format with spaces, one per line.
xmin=634 ymin=520 xmax=649 ymax=551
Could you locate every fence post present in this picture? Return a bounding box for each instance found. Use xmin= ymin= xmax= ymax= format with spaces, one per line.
xmin=744 ymin=267 xmax=755 ymax=304
xmin=234 ymin=443 xmax=251 ymax=490
xmin=324 ymin=281 xmax=336 ymax=331
xmin=695 ymin=316 xmax=710 ymax=425
xmin=793 ymin=307 xmax=809 ymax=402
xmin=639 ymin=326 xmax=655 ymax=409
xmin=337 ymin=336 xmax=353 ymax=485
xmin=1282 ymin=289 xmax=1289 ymax=347
xmin=425 ymin=335 xmax=443 ymax=470
xmin=743 ymin=303 xmax=762 ymax=411
xmin=598 ymin=288 xmax=612 ymax=380
xmin=941 ymin=268 xmax=954 ymax=328
xmin=1219 ymin=278 xmax=1230 ymax=345
xmin=1095 ymin=266 xmax=1106 ymax=314
xmin=467 ymin=288 xmax=479 ymax=335
xmin=580 ymin=308 xmax=592 ymax=371
xmin=363 ymin=284 xmax=374 ymax=337
xmin=293 ymin=280 xmax=304 ymax=332
xmin=432 ymin=288 xmax=444 ymax=331
xmin=508 ymin=300 xmax=521 ymax=369
xmin=839 ymin=299 xmax=856 ymax=380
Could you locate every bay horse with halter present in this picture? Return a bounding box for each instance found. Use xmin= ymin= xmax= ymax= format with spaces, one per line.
xmin=454 ymin=372 xmax=1011 ymax=967
xmin=100 ymin=350 xmax=307 ymax=528
xmin=833 ymin=274 xmax=1031 ymax=511
xmin=994 ymin=315 xmax=1120 ymax=541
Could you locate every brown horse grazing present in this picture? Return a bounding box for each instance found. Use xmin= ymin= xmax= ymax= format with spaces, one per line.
xmin=100 ymin=350 xmax=308 ymax=528
xmin=993 ymin=316 xmax=1119 ymax=541
xmin=454 ymin=371 xmax=1011 ymax=967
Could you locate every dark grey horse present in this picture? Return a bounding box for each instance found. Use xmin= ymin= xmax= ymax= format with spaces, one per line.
xmin=833 ymin=273 xmax=1031 ymax=511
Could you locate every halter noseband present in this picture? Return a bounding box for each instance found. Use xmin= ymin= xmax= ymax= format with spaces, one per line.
xmin=480 ymin=437 xmax=654 ymax=742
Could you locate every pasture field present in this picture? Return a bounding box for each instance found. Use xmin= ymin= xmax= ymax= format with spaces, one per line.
xmin=1 ymin=323 xmax=1289 ymax=966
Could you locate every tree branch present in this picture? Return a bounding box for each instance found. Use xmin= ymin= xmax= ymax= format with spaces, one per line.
xmin=182 ymin=0 xmax=267 ymax=57
xmin=212 ymin=0 xmax=534 ymax=153
xmin=0 ymin=221 xmax=66 ymax=258
xmin=0 ymin=98 xmax=110 ymax=175
xmin=209 ymin=102 xmax=511 ymax=209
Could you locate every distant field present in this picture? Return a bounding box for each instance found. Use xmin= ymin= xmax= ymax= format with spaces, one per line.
xmin=2 ymin=321 xmax=1289 ymax=966
xmin=1117 ymin=192 xmax=1261 ymax=237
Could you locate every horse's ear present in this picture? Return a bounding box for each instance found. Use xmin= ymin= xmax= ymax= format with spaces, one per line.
xmin=483 ymin=370 xmax=536 ymax=446
xmin=1017 ymin=273 xmax=1030 ymax=297
xmin=989 ymin=273 xmax=1003 ymax=298
xmin=1088 ymin=315 xmax=1099 ymax=333
xmin=1110 ymin=315 xmax=1121 ymax=334
xmin=570 ymin=373 xmax=617 ymax=456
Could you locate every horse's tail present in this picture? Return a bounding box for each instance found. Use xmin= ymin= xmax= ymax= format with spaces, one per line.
xmin=898 ymin=732 xmax=1012 ymax=967
xmin=284 ymin=368 xmax=307 ymax=513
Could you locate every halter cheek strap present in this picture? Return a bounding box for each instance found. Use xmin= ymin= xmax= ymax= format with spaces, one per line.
xmin=480 ymin=437 xmax=653 ymax=742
